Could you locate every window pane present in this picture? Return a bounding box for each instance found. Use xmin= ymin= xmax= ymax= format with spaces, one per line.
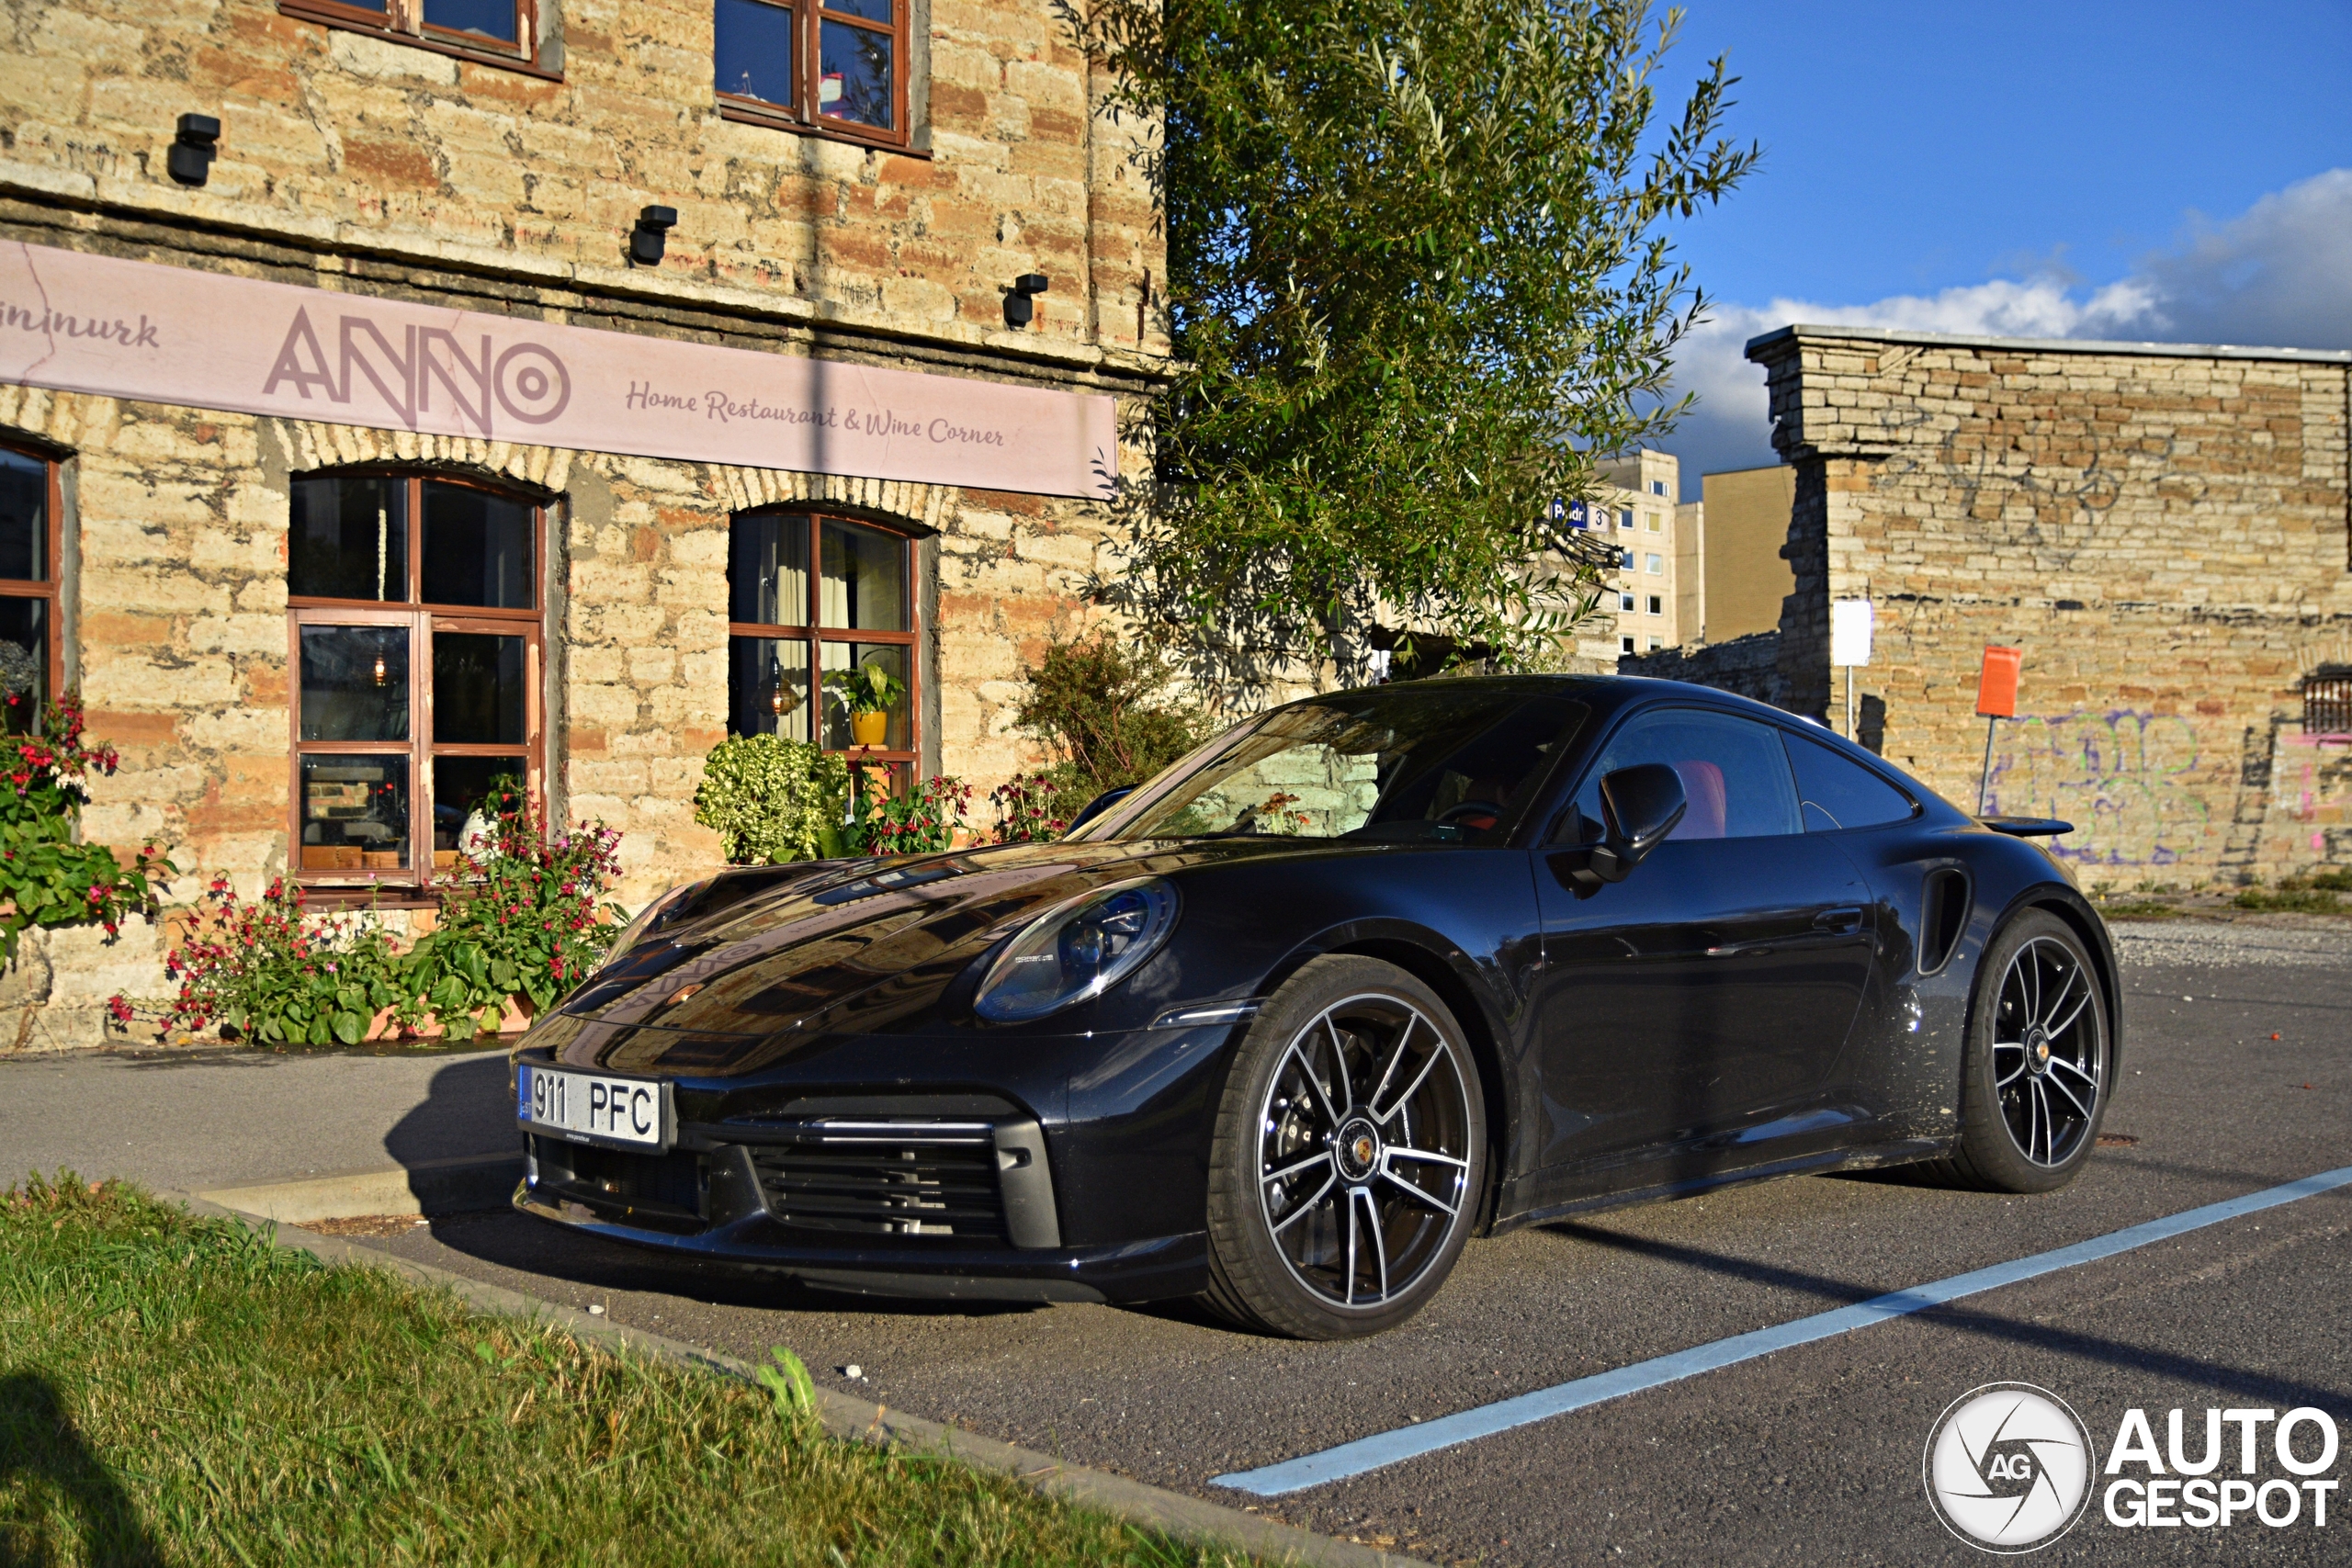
xmin=422 ymin=482 xmax=533 ymax=608
xmin=819 ymin=519 xmax=905 ymax=630
xmin=421 ymin=0 xmax=519 ymax=43
xmin=824 ymin=0 xmax=891 ymax=19
xmin=289 ymin=474 xmax=407 ymax=603
xmin=730 ymin=513 xmax=810 ymax=626
xmin=300 ymin=754 xmax=411 ymax=872
xmin=300 ymin=626 xmax=410 ymax=742
xmin=1785 ymin=731 xmax=1916 ymax=831
xmin=820 ymin=642 xmax=908 ymax=750
xmin=1562 ymin=708 xmax=1802 ymax=842
xmin=0 ymin=598 xmax=45 ymax=734
xmin=716 ymin=0 xmax=795 ymax=106
xmin=729 ymin=637 xmax=813 ymax=740
xmin=433 ymin=754 xmax=527 ymax=861
xmin=432 ymin=631 xmax=528 ymax=745
xmin=0 ymin=450 xmax=44 ymax=582
xmin=819 ymin=17 xmax=895 ymax=129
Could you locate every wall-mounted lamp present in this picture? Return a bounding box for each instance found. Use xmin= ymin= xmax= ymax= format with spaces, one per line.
xmin=167 ymin=114 xmax=220 ymax=187
xmin=1003 ymin=273 xmax=1049 ymax=329
xmin=371 ymin=653 xmax=388 ymax=688
xmin=631 ymin=206 xmax=678 ymax=266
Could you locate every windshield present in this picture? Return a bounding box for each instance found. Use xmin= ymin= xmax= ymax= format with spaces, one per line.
xmin=1077 ymin=685 xmax=1589 ymax=845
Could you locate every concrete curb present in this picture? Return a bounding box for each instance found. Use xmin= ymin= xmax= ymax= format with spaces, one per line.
xmin=196 ymin=1154 xmax=523 ymax=1223
xmin=163 ymin=1190 xmax=1431 ymax=1568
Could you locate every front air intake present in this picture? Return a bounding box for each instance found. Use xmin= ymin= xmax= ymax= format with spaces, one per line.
xmin=747 ymin=1121 xmax=1011 ymax=1244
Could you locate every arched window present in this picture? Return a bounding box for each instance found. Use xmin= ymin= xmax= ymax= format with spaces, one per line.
xmin=728 ymin=511 xmax=917 ymax=778
xmin=0 ymin=444 xmax=61 ymax=733
xmin=288 ymin=470 xmax=543 ymax=889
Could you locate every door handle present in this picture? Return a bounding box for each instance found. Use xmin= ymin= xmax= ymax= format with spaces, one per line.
xmin=1813 ymin=907 xmax=1864 ymax=934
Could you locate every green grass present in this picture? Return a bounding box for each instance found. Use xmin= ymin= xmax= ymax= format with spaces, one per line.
xmin=0 ymin=1176 xmax=1258 ymax=1568
xmin=2096 ymin=899 xmax=2189 ymax=919
xmin=2231 ymin=886 xmax=2346 ymax=915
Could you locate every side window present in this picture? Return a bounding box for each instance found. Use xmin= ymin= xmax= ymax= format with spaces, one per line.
xmin=0 ymin=446 xmax=59 ymax=733
xmin=1554 ymin=707 xmax=1801 ymax=843
xmin=1784 ymin=731 xmax=1916 ymax=831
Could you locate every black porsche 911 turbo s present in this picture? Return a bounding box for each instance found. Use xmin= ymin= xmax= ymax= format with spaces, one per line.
xmin=510 ymin=674 xmax=2117 ymax=1339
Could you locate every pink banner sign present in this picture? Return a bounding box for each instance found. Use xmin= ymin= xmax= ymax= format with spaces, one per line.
xmin=0 ymin=242 xmax=1117 ymax=499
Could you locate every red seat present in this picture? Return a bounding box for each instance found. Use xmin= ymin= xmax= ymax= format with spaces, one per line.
xmin=1670 ymin=759 xmax=1727 ymax=839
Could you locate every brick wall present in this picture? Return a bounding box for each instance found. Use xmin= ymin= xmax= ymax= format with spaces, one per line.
xmin=1743 ymin=326 xmax=2352 ymax=886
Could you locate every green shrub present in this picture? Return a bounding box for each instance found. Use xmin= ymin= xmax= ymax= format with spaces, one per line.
xmin=1012 ymin=631 xmax=1205 ymax=815
xmin=858 ymin=774 xmax=971 ymax=855
xmin=695 ymin=735 xmax=853 ymax=864
xmin=0 ymin=692 xmax=172 ymax=963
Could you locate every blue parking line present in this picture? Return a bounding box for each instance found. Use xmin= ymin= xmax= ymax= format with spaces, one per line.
xmin=1214 ymin=1165 xmax=2352 ymax=1497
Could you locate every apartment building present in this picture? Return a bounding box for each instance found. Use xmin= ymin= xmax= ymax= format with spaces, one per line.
xmin=1594 ymin=448 xmax=1680 ymax=656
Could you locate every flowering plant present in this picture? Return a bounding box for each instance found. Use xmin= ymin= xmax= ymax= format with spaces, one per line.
xmin=400 ymin=795 xmax=627 ymax=1039
xmin=855 ymin=772 xmax=970 ymax=856
xmin=110 ymin=876 xmax=409 ymax=1046
xmin=0 ymin=692 xmax=172 ymax=964
xmin=988 ymin=773 xmax=1068 ymax=844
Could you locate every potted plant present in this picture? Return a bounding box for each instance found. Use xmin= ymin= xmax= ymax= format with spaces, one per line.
xmin=827 ymin=659 xmax=906 ymax=748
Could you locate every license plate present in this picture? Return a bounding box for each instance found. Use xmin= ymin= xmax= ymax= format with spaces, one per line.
xmin=517 ymin=1064 xmax=670 ymax=1150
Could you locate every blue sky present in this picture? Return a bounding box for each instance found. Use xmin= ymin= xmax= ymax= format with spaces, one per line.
xmin=1654 ymin=0 xmax=2352 ymax=494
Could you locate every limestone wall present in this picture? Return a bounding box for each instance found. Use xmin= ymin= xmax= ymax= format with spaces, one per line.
xmin=1745 ymin=326 xmax=2352 ymax=885
xmin=0 ymin=0 xmax=1162 ymax=359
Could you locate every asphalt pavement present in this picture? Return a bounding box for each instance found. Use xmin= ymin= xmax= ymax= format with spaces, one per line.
xmin=6 ymin=917 xmax=2347 ymax=1564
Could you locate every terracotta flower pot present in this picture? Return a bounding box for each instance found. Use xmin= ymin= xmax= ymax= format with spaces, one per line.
xmin=850 ymin=709 xmax=889 ymax=747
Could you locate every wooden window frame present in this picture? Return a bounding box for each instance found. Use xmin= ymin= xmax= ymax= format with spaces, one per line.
xmin=288 ymin=471 xmax=546 ymax=899
xmin=0 ymin=443 xmax=63 ymax=730
xmin=278 ymin=0 xmax=557 ymax=80
xmin=714 ymin=0 xmax=912 ymax=152
xmin=727 ymin=510 xmax=921 ymax=781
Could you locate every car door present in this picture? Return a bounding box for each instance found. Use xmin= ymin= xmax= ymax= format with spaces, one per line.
xmin=1528 ymin=705 xmax=1877 ymax=1176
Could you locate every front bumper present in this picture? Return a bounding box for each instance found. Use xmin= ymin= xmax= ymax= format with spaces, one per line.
xmin=514 ymin=1130 xmax=1207 ymax=1303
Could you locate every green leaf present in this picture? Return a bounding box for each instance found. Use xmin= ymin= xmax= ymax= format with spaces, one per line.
xmin=330 ymin=1010 xmax=366 ymax=1046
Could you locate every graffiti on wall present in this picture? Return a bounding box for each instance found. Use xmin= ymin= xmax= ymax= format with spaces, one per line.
xmin=1986 ymin=710 xmax=2211 ymax=866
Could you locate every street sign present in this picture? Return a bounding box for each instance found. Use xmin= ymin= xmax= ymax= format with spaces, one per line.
xmin=1975 ymin=646 xmax=2021 ymax=717
xmin=1830 ymin=599 xmax=1874 ymax=667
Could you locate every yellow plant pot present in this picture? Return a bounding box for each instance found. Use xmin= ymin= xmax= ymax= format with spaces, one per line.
xmin=850 ymin=710 xmax=889 ymax=747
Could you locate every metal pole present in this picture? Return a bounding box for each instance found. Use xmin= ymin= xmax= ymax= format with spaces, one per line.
xmin=1977 ymin=716 xmax=1997 ymax=815
xmin=1844 ymin=665 xmax=1855 ymax=740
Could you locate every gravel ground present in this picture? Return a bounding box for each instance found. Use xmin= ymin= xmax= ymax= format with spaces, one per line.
xmin=2108 ymin=914 xmax=2352 ymax=968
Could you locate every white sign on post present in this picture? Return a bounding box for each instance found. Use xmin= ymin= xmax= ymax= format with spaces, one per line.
xmin=1830 ymin=598 xmax=1875 ymax=667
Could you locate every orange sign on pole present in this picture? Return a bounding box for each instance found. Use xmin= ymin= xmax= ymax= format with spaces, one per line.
xmin=1974 ymin=646 xmax=2021 ymax=813
xmin=1975 ymin=646 xmax=2022 ymax=718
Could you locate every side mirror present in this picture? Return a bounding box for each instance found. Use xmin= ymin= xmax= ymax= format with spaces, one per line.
xmin=1068 ymin=785 xmax=1134 ymax=832
xmin=1586 ymin=763 xmax=1686 ymax=884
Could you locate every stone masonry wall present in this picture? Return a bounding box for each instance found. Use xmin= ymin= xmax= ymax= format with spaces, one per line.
xmin=0 ymin=0 xmax=1163 ymax=360
xmin=1746 ymin=327 xmax=2352 ymax=886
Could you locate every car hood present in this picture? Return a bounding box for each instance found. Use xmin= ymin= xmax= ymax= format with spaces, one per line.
xmin=531 ymin=837 xmax=1356 ymax=1074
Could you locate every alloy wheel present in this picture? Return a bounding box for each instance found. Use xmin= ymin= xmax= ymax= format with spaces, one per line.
xmin=1255 ymin=993 xmax=1474 ymax=1308
xmin=1990 ymin=935 xmax=2103 ymax=1167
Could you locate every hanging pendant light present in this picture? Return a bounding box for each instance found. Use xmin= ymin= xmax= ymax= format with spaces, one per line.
xmin=372 ymin=653 xmax=388 ymax=687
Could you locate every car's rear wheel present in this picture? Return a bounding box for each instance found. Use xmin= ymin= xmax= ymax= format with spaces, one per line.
xmin=1929 ymin=909 xmax=2109 ymax=1193
xmin=1202 ymin=955 xmax=1487 ymax=1339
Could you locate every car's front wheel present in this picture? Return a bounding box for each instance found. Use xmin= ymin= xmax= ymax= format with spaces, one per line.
xmin=1931 ymin=909 xmax=2111 ymax=1192
xmin=1202 ymin=955 xmax=1487 ymax=1339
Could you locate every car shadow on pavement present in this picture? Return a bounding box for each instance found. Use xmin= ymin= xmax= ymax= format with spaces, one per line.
xmin=0 ymin=1371 xmax=165 ymax=1567
xmin=383 ymin=1053 xmax=517 ymax=1158
xmin=1548 ymin=1220 xmax=2350 ymax=1412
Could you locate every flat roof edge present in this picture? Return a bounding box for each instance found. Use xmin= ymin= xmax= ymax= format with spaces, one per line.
xmin=1742 ymin=322 xmax=2352 ymax=366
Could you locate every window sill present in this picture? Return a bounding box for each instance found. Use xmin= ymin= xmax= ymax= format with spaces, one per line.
xmin=278 ymin=2 xmax=562 ymax=82
xmin=717 ymin=99 xmax=926 ymax=158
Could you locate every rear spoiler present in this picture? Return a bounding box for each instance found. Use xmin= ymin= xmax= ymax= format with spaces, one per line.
xmin=1980 ymin=816 xmax=2073 ymax=839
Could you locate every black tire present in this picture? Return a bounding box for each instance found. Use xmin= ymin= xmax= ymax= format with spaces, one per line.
xmin=1927 ymin=909 xmax=2110 ymax=1193
xmin=1202 ymin=954 xmax=1487 ymax=1339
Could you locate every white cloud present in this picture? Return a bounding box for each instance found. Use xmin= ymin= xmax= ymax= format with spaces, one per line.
xmin=1659 ymin=168 xmax=2352 ymax=495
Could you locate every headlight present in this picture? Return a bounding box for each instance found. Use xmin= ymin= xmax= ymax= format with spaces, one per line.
xmin=973 ymin=877 xmax=1180 ymax=1024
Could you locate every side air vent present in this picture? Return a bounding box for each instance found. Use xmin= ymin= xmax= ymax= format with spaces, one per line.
xmin=1919 ymin=868 xmax=1972 ymax=976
